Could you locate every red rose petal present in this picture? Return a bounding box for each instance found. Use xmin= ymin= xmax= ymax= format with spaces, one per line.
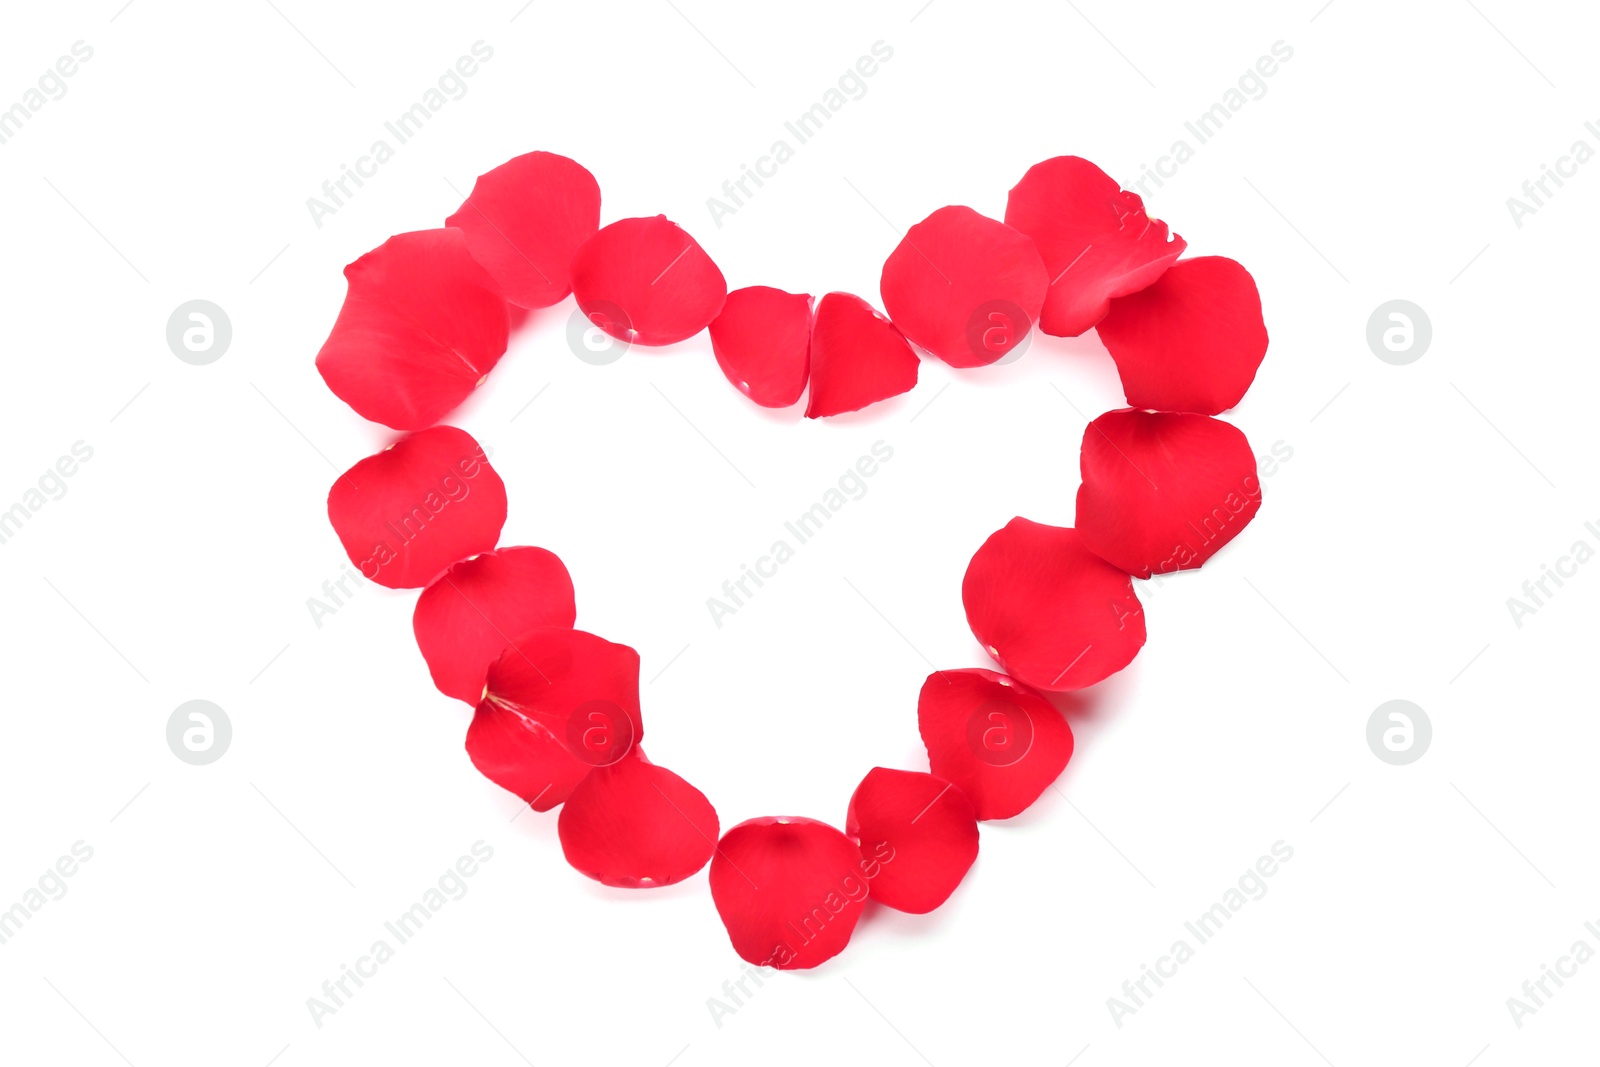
xmin=845 ymin=767 xmax=978 ymax=911
xmin=880 ymin=205 xmax=1047 ymax=368
xmin=315 ymin=229 xmax=509 ymax=431
xmin=326 ymin=426 xmax=506 ymax=590
xmin=465 ymin=696 xmax=591 ymax=812
xmin=467 ymin=627 xmax=645 ymax=810
xmin=482 ymin=626 xmax=643 ymax=760
xmin=916 ymin=669 xmax=1074 ymax=820
xmin=962 ymin=518 xmax=1146 ymax=691
xmin=445 ymin=151 xmax=601 ymax=309
xmin=804 ymin=292 xmax=920 ymax=418
xmin=710 ymin=816 xmax=870 ymax=969
xmin=1076 ymin=410 xmax=1262 ymax=578
xmin=1004 ymin=156 xmax=1186 ymax=337
xmin=412 ymin=546 xmax=577 ymax=704
xmin=1095 ymin=256 xmax=1268 ymax=415
xmin=558 ymin=751 xmax=718 ymax=888
xmin=569 ymin=216 xmax=727 ymax=346
xmin=708 ymin=286 xmax=812 ymax=407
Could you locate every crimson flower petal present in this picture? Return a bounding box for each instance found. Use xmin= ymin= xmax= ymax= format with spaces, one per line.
xmin=710 ymin=817 xmax=869 ymax=970
xmin=315 ymin=229 xmax=509 ymax=431
xmin=709 ymin=286 xmax=812 ymax=407
xmin=1095 ymin=256 xmax=1268 ymax=414
xmin=413 ymin=546 xmax=577 ymax=704
xmin=1004 ymin=156 xmax=1185 ymax=337
xmin=880 ymin=205 xmax=1047 ymax=368
xmin=483 ymin=626 xmax=643 ymax=759
xmin=467 ymin=627 xmax=644 ymax=810
xmin=569 ymin=216 xmax=727 ymax=346
xmin=326 ymin=426 xmax=506 ymax=590
xmin=1076 ymin=410 xmax=1262 ymax=578
xmin=804 ymin=292 xmax=919 ymax=418
xmin=845 ymin=767 xmax=978 ymax=910
xmin=465 ymin=697 xmax=591 ymax=812
xmin=917 ymin=669 xmax=1074 ymax=820
xmin=558 ymin=751 xmax=718 ymax=888
xmin=962 ymin=518 xmax=1146 ymax=691
xmin=445 ymin=151 xmax=601 ymax=309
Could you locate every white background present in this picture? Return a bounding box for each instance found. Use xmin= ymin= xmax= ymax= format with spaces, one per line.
xmin=1 ymin=1 xmax=1596 ymax=1064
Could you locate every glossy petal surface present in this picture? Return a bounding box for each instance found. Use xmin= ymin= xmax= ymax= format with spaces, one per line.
xmin=466 ymin=628 xmax=644 ymax=810
xmin=326 ymin=426 xmax=506 ymax=590
xmin=413 ymin=547 xmax=577 ymax=704
xmin=880 ymin=205 xmax=1047 ymax=367
xmin=709 ymin=286 xmax=812 ymax=407
xmin=569 ymin=216 xmax=727 ymax=346
xmin=710 ymin=817 xmax=869 ymax=969
xmin=316 ymin=229 xmax=509 ymax=430
xmin=962 ymin=518 xmax=1145 ymax=691
xmin=917 ymin=669 xmax=1074 ymax=820
xmin=1095 ymin=256 xmax=1268 ymax=415
xmin=1004 ymin=156 xmax=1185 ymax=337
xmin=446 ymin=151 xmax=601 ymax=309
xmin=804 ymin=292 xmax=919 ymax=418
xmin=845 ymin=767 xmax=978 ymax=910
xmin=1076 ymin=409 xmax=1261 ymax=577
xmin=559 ymin=752 xmax=718 ymax=888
